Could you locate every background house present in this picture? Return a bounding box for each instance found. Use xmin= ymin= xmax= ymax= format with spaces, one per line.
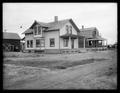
xmin=3 ymin=32 xmax=21 ymax=52
xmin=78 ymin=26 xmax=107 ymax=48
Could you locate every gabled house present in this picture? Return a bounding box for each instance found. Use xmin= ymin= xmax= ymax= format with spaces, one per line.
xmin=78 ymin=26 xmax=107 ymax=48
xmin=3 ymin=32 xmax=21 ymax=52
xmin=22 ymin=16 xmax=79 ymax=53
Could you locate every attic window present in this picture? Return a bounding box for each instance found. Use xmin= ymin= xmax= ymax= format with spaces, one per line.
xmin=70 ymin=26 xmax=72 ymax=34
xmin=66 ymin=25 xmax=69 ymax=34
xmin=34 ymin=26 xmax=37 ymax=35
xmin=93 ymin=31 xmax=96 ymax=37
xmin=34 ymin=25 xmax=42 ymax=35
xmin=38 ymin=26 xmax=41 ymax=35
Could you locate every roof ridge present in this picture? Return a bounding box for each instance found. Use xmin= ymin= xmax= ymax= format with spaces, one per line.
xmin=79 ymin=27 xmax=96 ymax=30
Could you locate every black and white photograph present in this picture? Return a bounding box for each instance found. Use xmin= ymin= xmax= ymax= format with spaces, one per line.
xmin=3 ymin=3 xmax=117 ymax=89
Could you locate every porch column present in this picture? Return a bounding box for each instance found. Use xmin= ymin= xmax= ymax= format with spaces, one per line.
xmin=83 ymin=37 xmax=85 ymax=48
xmin=69 ymin=36 xmax=71 ymax=49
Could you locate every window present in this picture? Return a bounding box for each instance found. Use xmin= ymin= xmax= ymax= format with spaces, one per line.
xmin=50 ymin=38 xmax=55 ymax=47
xmin=27 ymin=40 xmax=29 ymax=48
xmin=34 ymin=26 xmax=37 ymax=35
xmin=36 ymin=39 xmax=41 ymax=47
xmin=93 ymin=31 xmax=96 ymax=37
xmin=69 ymin=26 xmax=72 ymax=34
xmin=63 ymin=39 xmax=69 ymax=47
xmin=38 ymin=26 xmax=41 ymax=35
xmin=89 ymin=41 xmax=92 ymax=46
xmin=66 ymin=25 xmax=69 ymax=34
xmin=36 ymin=39 xmax=45 ymax=47
xmin=27 ymin=40 xmax=33 ymax=48
xmin=30 ymin=40 xmax=33 ymax=48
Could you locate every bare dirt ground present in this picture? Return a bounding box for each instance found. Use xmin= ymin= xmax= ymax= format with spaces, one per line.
xmin=3 ymin=49 xmax=117 ymax=89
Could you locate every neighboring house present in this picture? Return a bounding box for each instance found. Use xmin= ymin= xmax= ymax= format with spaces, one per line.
xmin=78 ymin=26 xmax=107 ymax=48
xmin=22 ymin=16 xmax=106 ymax=53
xmin=3 ymin=32 xmax=21 ymax=52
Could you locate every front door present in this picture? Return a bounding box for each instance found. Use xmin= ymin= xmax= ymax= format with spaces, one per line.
xmin=71 ymin=39 xmax=74 ymax=49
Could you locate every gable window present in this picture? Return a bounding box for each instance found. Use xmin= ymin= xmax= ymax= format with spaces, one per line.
xmin=93 ymin=31 xmax=96 ymax=37
xmin=66 ymin=25 xmax=69 ymax=34
xmin=38 ymin=26 xmax=41 ymax=35
xmin=63 ymin=39 xmax=68 ymax=47
xmin=69 ymin=26 xmax=72 ymax=34
xmin=50 ymin=38 xmax=55 ymax=47
xmin=34 ymin=26 xmax=37 ymax=35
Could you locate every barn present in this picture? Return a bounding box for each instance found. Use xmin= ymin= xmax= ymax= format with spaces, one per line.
xmin=3 ymin=32 xmax=21 ymax=52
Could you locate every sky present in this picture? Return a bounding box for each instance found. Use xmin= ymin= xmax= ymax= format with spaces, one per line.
xmin=3 ymin=3 xmax=117 ymax=44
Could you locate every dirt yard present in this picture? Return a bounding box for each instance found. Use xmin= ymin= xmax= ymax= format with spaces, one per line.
xmin=3 ymin=49 xmax=117 ymax=89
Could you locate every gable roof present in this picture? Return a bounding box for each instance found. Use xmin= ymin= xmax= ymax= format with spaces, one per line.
xmin=79 ymin=27 xmax=97 ymax=38
xmin=3 ymin=32 xmax=21 ymax=40
xmin=22 ymin=19 xmax=80 ymax=34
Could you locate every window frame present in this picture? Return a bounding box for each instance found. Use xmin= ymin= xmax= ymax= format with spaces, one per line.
xmin=50 ymin=38 xmax=55 ymax=47
xmin=27 ymin=40 xmax=33 ymax=48
xmin=27 ymin=40 xmax=29 ymax=48
xmin=38 ymin=26 xmax=42 ymax=35
xmin=66 ymin=25 xmax=69 ymax=34
xmin=36 ymin=39 xmax=41 ymax=47
xmin=34 ymin=26 xmax=37 ymax=35
xmin=69 ymin=26 xmax=72 ymax=34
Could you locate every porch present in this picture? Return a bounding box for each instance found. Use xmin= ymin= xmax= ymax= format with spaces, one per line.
xmin=60 ymin=33 xmax=78 ymax=49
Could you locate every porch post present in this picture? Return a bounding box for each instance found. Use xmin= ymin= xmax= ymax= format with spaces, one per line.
xmin=83 ymin=37 xmax=85 ymax=48
xmin=69 ymin=36 xmax=71 ymax=49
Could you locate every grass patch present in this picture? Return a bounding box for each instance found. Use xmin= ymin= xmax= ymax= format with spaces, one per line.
xmin=4 ymin=57 xmax=108 ymax=70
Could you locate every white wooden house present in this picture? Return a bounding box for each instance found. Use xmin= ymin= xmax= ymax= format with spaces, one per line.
xmin=22 ymin=16 xmax=79 ymax=53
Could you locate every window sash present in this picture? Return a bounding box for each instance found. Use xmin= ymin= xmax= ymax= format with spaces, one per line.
xmin=34 ymin=26 xmax=37 ymax=35
xmin=38 ymin=26 xmax=41 ymax=35
xmin=66 ymin=25 xmax=69 ymax=34
xmin=27 ymin=40 xmax=29 ymax=48
xmin=70 ymin=26 xmax=72 ymax=34
xmin=27 ymin=40 xmax=33 ymax=48
xmin=50 ymin=38 xmax=55 ymax=47
xmin=36 ymin=39 xmax=45 ymax=47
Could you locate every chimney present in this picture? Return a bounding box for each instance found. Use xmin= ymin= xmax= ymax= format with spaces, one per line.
xmin=82 ymin=25 xmax=84 ymax=29
xmin=54 ymin=16 xmax=58 ymax=22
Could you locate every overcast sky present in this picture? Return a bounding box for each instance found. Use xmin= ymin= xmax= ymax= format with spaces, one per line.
xmin=3 ymin=3 xmax=117 ymax=44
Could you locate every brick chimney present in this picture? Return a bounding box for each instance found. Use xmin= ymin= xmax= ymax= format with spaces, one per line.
xmin=54 ymin=16 xmax=58 ymax=22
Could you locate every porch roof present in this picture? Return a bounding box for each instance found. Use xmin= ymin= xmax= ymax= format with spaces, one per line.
xmin=87 ymin=36 xmax=106 ymax=41
xmin=60 ymin=33 xmax=78 ymax=39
